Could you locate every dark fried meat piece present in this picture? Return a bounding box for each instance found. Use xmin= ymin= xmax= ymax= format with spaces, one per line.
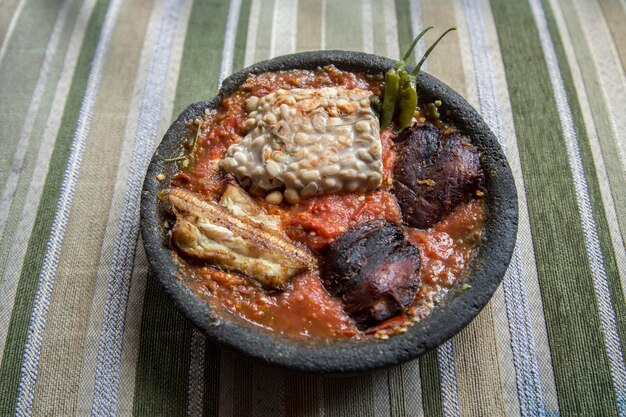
xmin=321 ymin=221 xmax=421 ymax=329
xmin=393 ymin=124 xmax=483 ymax=229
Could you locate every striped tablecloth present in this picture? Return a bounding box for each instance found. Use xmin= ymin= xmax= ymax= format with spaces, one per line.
xmin=0 ymin=0 xmax=625 ymax=415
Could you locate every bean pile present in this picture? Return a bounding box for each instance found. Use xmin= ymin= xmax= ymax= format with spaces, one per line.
xmin=219 ymin=87 xmax=383 ymax=204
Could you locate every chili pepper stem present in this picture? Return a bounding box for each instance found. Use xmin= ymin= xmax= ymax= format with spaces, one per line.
xmin=401 ymin=25 xmax=434 ymax=63
xmin=412 ymin=27 xmax=456 ymax=76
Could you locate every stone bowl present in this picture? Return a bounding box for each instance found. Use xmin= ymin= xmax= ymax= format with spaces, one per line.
xmin=140 ymin=51 xmax=518 ymax=374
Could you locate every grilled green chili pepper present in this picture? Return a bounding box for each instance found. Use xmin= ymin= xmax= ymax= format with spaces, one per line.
xmin=380 ymin=27 xmax=432 ymax=131
xmin=380 ymin=26 xmax=455 ymax=132
xmin=397 ymin=74 xmax=418 ymax=130
xmin=380 ymin=68 xmax=399 ymax=130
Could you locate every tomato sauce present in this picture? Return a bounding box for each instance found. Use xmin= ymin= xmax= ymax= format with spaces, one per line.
xmin=169 ymin=66 xmax=486 ymax=340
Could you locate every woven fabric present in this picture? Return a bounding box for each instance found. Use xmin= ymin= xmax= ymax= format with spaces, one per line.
xmin=0 ymin=0 xmax=625 ymax=415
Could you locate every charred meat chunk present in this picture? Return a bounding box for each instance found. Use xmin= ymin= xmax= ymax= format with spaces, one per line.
xmin=321 ymin=221 xmax=421 ymax=329
xmin=393 ymin=124 xmax=483 ymax=229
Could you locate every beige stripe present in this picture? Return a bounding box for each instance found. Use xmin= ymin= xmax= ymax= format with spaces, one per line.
xmin=422 ymin=0 xmax=468 ymax=100
xmin=72 ymin=0 xmax=186 ymax=412
xmin=320 ymin=0 xmax=326 ymax=50
xmin=361 ymin=0 xmax=374 ymax=54
xmin=597 ymin=0 xmax=626 ymax=72
xmin=0 ymin=0 xmax=25 ymax=65
xmin=295 ymin=0 xmax=322 ymax=52
xmin=572 ymin=0 xmax=626 ymax=172
xmin=0 ymin=0 xmax=21 ymax=46
xmin=548 ymin=0 xmax=626 ymax=308
xmin=421 ymin=2 xmax=507 ymax=415
xmin=370 ymin=0 xmax=386 ymax=56
xmin=479 ymin=0 xmax=561 ymax=410
xmin=244 ymin=0 xmax=260 ymax=67
xmin=0 ymin=0 xmax=97 ymax=359
xmin=382 ymin=0 xmax=399 ymax=60
xmin=30 ymin=0 xmax=156 ymax=414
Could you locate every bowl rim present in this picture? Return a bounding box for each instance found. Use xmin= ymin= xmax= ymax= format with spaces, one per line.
xmin=140 ymin=50 xmax=518 ymax=374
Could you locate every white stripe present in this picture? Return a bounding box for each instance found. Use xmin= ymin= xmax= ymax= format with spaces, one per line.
xmin=463 ymin=0 xmax=548 ymax=415
xmin=187 ymin=1 xmax=243 ymax=414
xmin=75 ymin=0 xmax=191 ymax=412
xmin=244 ymin=0 xmax=260 ymax=67
xmin=547 ymin=0 xmax=626 ymax=298
xmin=0 ymin=0 xmax=71 ymax=246
xmin=14 ymin=0 xmax=123 ymax=414
xmin=0 ymin=0 xmax=96 ymax=362
xmin=220 ymin=0 xmax=242 ymax=85
xmin=408 ymin=0 xmax=426 ymax=68
xmin=529 ymin=0 xmax=626 ymax=412
xmin=401 ymin=360 xmax=423 ymax=416
xmin=361 ymin=0 xmax=374 ymax=54
xmin=572 ymin=0 xmax=626 ymax=172
xmin=438 ymin=341 xmax=460 ymax=417
xmin=382 ymin=0 xmax=399 ymax=60
xmin=89 ymin=0 xmax=181 ymax=415
xmin=0 ymin=0 xmax=27 ymax=65
xmin=271 ymin=0 xmax=297 ymax=57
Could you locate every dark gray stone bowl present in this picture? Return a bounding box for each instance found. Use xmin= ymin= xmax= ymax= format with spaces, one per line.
xmin=140 ymin=51 xmax=518 ymax=374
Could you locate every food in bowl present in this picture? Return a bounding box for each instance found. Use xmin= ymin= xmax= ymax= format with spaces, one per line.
xmin=158 ymin=28 xmax=487 ymax=340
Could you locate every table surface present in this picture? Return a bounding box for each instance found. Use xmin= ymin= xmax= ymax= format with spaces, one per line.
xmin=1 ymin=0 xmax=625 ymax=415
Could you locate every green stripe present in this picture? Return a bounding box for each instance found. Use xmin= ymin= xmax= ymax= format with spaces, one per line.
xmin=325 ymin=0 xmax=363 ymax=51
xmin=490 ymin=0 xmax=620 ymax=414
xmin=394 ymin=0 xmax=414 ymax=60
xmin=132 ymin=272 xmax=192 ymax=416
xmin=172 ymin=0 xmax=229 ymax=116
xmin=133 ymin=0 xmax=230 ymax=415
xmin=0 ymin=1 xmax=108 ymax=414
xmin=542 ymin=0 xmax=626 ymax=365
xmin=0 ymin=0 xmax=62 ymax=194
xmin=323 ymin=376 xmax=375 ymax=417
xmin=388 ymin=365 xmax=407 ymax=417
xmin=232 ymin=0 xmax=251 ymax=72
xmin=419 ymin=351 xmax=444 ymax=417
xmin=557 ymin=0 xmax=626 ymax=272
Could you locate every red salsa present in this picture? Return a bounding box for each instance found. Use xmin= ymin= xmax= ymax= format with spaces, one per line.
xmin=169 ymin=66 xmax=486 ymax=340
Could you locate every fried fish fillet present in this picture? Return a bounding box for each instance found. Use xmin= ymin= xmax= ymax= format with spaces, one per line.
xmin=167 ymin=187 xmax=316 ymax=289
